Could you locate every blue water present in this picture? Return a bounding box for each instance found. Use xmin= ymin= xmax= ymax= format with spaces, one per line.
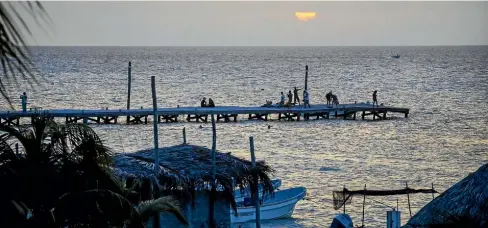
xmin=1 ymin=46 xmax=487 ymax=227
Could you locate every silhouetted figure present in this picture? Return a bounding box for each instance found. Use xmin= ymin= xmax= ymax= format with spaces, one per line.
xmin=201 ymin=97 xmax=207 ymax=107
xmin=303 ymin=90 xmax=311 ymax=108
xmin=208 ymin=98 xmax=215 ymax=107
xmin=287 ymin=90 xmax=293 ymax=105
xmin=268 ymin=125 xmax=271 ymax=129
xmin=326 ymin=91 xmax=332 ymax=106
xmin=280 ymin=92 xmax=285 ymax=106
xmin=372 ymin=91 xmax=378 ymax=107
xmin=293 ymin=87 xmax=301 ymax=105
xmin=331 ymin=94 xmax=339 ymax=106
xmin=20 ymin=92 xmax=27 ymax=112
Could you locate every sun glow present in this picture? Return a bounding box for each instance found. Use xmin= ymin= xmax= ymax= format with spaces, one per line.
xmin=295 ymin=12 xmax=317 ymax=21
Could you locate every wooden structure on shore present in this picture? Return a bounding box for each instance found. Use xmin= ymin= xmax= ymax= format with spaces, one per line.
xmin=0 ymin=103 xmax=409 ymax=126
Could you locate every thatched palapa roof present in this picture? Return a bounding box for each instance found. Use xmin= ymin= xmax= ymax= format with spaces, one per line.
xmin=111 ymin=144 xmax=274 ymax=209
xmin=404 ymin=164 xmax=488 ymax=227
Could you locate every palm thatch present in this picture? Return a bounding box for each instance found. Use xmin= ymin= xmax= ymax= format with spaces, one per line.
xmin=112 ymin=144 xmax=275 ymax=211
xmin=404 ymin=164 xmax=488 ymax=228
xmin=0 ymin=1 xmax=51 ymax=107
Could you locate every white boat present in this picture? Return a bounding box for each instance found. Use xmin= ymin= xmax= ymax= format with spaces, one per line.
xmin=231 ymin=186 xmax=307 ymax=223
xmin=234 ymin=179 xmax=282 ymax=203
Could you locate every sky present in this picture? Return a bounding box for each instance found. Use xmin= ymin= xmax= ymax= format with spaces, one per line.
xmin=18 ymin=1 xmax=488 ymax=46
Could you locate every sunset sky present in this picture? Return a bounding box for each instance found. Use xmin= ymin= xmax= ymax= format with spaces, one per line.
xmin=20 ymin=1 xmax=487 ymax=46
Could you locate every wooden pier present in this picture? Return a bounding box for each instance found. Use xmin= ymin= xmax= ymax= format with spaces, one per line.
xmin=0 ymin=103 xmax=409 ymax=126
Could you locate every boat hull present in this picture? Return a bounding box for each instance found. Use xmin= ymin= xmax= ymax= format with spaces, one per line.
xmin=231 ymin=186 xmax=306 ymax=223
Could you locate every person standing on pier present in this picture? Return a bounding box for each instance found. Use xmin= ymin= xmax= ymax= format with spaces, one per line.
xmin=303 ymin=90 xmax=311 ymax=108
xmin=326 ymin=91 xmax=332 ymax=106
xmin=332 ymin=94 xmax=339 ymax=107
xmin=280 ymin=92 xmax=285 ymax=106
xmin=20 ymin=92 xmax=27 ymax=112
xmin=293 ymin=87 xmax=301 ymax=105
xmin=287 ymin=90 xmax=293 ymax=106
xmin=372 ymin=90 xmax=378 ymax=107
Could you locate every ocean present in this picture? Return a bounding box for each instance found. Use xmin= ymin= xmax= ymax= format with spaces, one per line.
xmin=2 ymin=46 xmax=487 ymax=227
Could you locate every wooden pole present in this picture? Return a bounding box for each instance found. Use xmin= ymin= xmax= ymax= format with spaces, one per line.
xmin=209 ymin=114 xmax=217 ymax=228
xmin=151 ymin=76 xmax=159 ymax=173
xmin=249 ymin=136 xmax=261 ymax=228
xmin=362 ymin=184 xmax=366 ymax=227
xmin=304 ymin=65 xmax=309 ymax=91
xmin=343 ymin=185 xmax=346 ymax=214
xmin=406 ymin=182 xmax=412 ymax=217
xmin=150 ymin=76 xmax=160 ymax=228
xmin=126 ymin=62 xmax=132 ymax=123
xmin=431 ymin=183 xmax=435 ymax=200
xmin=183 ymin=127 xmax=187 ymax=144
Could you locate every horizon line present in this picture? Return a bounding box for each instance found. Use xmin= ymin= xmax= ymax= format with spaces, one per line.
xmin=26 ymin=44 xmax=488 ymax=48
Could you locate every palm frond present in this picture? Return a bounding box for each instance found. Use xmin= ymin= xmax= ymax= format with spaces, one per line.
xmin=0 ymin=1 xmax=51 ymax=108
xmin=53 ymin=189 xmax=145 ymax=228
xmin=136 ymin=196 xmax=188 ymax=225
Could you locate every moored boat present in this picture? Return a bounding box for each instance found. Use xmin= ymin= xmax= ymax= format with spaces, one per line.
xmin=231 ymin=186 xmax=306 ymax=223
xmin=234 ymin=179 xmax=282 ymax=203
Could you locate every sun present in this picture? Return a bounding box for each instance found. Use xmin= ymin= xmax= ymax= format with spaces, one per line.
xmin=295 ymin=12 xmax=317 ymax=22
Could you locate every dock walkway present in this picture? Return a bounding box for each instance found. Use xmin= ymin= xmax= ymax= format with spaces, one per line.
xmin=0 ymin=103 xmax=409 ymax=126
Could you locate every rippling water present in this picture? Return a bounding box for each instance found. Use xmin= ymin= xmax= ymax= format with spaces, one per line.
xmin=2 ymin=46 xmax=487 ymax=227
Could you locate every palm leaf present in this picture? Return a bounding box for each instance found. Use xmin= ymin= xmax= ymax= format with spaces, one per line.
xmin=136 ymin=196 xmax=188 ymax=225
xmin=0 ymin=1 xmax=51 ymax=108
xmin=53 ymin=189 xmax=146 ymax=228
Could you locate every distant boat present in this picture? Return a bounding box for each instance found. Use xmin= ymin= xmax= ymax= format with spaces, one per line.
xmin=231 ymin=186 xmax=306 ymax=223
xmin=391 ymin=54 xmax=400 ymax=59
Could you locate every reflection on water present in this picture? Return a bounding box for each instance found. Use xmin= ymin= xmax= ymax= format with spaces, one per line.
xmin=2 ymin=46 xmax=487 ymax=227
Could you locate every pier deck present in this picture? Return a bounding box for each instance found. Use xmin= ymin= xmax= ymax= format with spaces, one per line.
xmin=0 ymin=103 xmax=409 ymax=125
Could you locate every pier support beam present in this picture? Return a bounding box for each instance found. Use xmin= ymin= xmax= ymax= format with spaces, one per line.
xmin=248 ymin=113 xmax=268 ymax=121
xmin=278 ymin=112 xmax=300 ymax=121
xmin=303 ymin=112 xmax=329 ymax=120
xmin=127 ymin=115 xmax=148 ymax=124
xmin=217 ymin=114 xmax=237 ymax=122
xmin=159 ymin=115 xmax=178 ymax=123
xmin=186 ymin=114 xmax=208 ymax=122
xmin=0 ymin=116 xmax=20 ymax=126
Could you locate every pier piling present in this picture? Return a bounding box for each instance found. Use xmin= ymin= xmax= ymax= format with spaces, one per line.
xmin=126 ymin=62 xmax=132 ymax=123
xmin=249 ymin=136 xmax=261 ymax=228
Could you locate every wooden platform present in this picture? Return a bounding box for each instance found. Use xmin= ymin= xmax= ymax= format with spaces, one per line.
xmin=0 ymin=103 xmax=409 ymax=126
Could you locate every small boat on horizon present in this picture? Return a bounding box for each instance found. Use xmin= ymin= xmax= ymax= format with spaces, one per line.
xmin=391 ymin=54 xmax=400 ymax=58
xmin=231 ymin=186 xmax=307 ymax=223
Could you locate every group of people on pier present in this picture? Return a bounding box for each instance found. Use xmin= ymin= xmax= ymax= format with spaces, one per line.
xmin=201 ymin=97 xmax=215 ymax=107
xmin=274 ymin=89 xmax=379 ymax=108
xmin=279 ymin=87 xmax=310 ymax=108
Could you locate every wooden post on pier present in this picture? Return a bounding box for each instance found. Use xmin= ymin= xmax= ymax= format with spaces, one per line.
xmin=151 ymin=76 xmax=160 ymax=171
xmin=304 ymin=65 xmax=309 ymax=92
xmin=209 ymin=114 xmax=217 ymax=228
xmin=249 ymin=136 xmax=261 ymax=228
xmin=126 ymin=62 xmax=132 ymax=123
xmin=150 ymin=76 xmax=160 ymax=227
